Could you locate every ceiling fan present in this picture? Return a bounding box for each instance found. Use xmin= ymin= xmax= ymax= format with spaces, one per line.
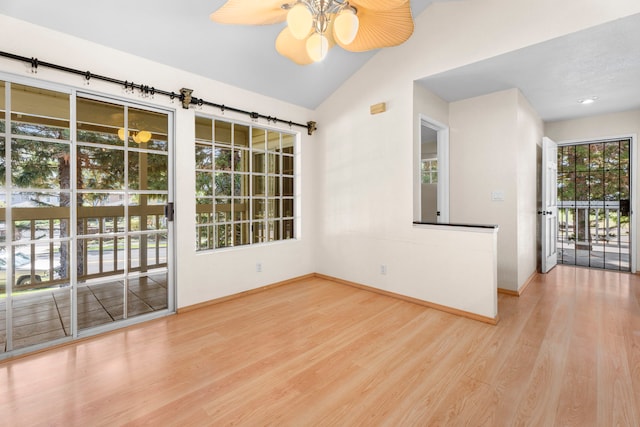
xmin=210 ymin=0 xmax=414 ymax=65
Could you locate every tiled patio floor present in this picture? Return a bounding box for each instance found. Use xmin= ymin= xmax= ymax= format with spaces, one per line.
xmin=1 ymin=274 xmax=167 ymax=351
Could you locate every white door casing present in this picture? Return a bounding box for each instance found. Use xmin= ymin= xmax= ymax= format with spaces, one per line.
xmin=541 ymin=136 xmax=558 ymax=273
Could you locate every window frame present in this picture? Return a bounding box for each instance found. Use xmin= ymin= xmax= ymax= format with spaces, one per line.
xmin=195 ymin=115 xmax=298 ymax=251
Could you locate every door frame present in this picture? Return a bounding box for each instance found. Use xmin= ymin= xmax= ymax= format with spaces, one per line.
xmin=556 ymin=134 xmax=637 ymax=273
xmin=0 ymin=72 xmax=176 ymax=358
xmin=417 ymin=114 xmax=450 ymax=223
xmin=72 ymin=89 xmax=177 ymax=338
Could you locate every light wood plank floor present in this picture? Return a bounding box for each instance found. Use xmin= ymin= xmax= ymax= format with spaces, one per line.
xmin=1 ymin=266 xmax=639 ymax=426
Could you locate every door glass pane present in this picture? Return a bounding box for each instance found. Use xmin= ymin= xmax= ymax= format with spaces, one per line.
xmin=128 ymin=108 xmax=167 ymax=151
xmin=77 ymin=98 xmax=123 ymax=147
xmin=128 ymin=152 xmax=168 ymax=191
xmin=11 ymin=84 xmax=70 ymax=140
xmin=78 ymin=146 xmax=125 ymax=190
xmin=11 ymin=139 xmax=71 ymax=188
xmin=557 ymin=140 xmax=631 ymax=272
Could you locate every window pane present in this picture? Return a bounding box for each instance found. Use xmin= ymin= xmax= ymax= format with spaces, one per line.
xmin=234 ymin=149 xmax=248 ymax=172
xmin=281 ymin=133 xmax=294 ymax=154
xmin=215 ymin=172 xmax=232 ymax=196
xmin=267 ymin=199 xmax=280 ymax=218
xmin=195 ymin=116 xmax=212 ymax=142
xmin=215 ymin=121 xmax=232 ymax=145
xmin=216 ymin=224 xmax=232 ymax=248
xmin=214 ymin=147 xmax=232 ymax=171
xmin=253 ymin=152 xmax=265 ymax=174
xmin=252 ymin=128 xmax=265 ymax=151
xmin=253 ymin=175 xmax=265 ymax=196
xmin=267 ymin=176 xmax=280 ymax=197
xmin=196 ymin=172 xmax=213 ymax=197
xmin=215 ymin=198 xmax=231 ymax=222
xmin=197 ymin=225 xmax=214 ymax=250
xmin=195 ymin=144 xmax=213 ymax=170
xmin=283 ymin=177 xmax=294 ymax=196
xmin=234 ymin=198 xmax=249 ymax=221
xmin=267 ymin=131 xmax=280 ymax=152
xmin=283 ymin=155 xmax=294 ymax=176
xmin=268 ymin=153 xmax=280 ymax=174
xmin=283 ymin=198 xmax=294 ymax=218
xmin=283 ymin=219 xmax=294 ymax=240
xmin=234 ymin=222 xmax=250 ymax=246
xmin=267 ymin=220 xmax=280 ymax=242
xmin=252 ymin=221 xmax=265 ymax=243
xmin=235 ymin=124 xmax=249 ymax=147
xmin=253 ymin=199 xmax=266 ymax=220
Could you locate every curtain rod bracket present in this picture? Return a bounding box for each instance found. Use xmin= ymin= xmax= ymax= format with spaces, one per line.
xmin=180 ymin=88 xmax=193 ymax=109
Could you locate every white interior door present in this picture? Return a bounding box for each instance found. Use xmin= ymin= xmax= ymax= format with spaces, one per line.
xmin=541 ymin=136 xmax=558 ymax=273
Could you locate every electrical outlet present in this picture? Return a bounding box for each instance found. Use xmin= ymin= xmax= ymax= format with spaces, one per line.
xmin=380 ymin=264 xmax=387 ymax=275
xmin=256 ymin=262 xmax=262 ymax=272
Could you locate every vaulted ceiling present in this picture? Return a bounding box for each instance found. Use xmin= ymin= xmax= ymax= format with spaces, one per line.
xmin=0 ymin=0 xmax=440 ymax=109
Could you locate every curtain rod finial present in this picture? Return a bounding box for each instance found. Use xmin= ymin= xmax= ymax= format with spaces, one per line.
xmin=307 ymin=121 xmax=317 ymax=135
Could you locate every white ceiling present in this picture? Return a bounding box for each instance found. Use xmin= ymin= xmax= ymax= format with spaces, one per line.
xmin=1 ymin=2 xmax=638 ymax=121
xmin=0 ymin=0 xmax=439 ymax=110
xmin=417 ymin=12 xmax=640 ymax=122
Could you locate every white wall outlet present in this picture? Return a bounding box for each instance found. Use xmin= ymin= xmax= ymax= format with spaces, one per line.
xmin=256 ymin=262 xmax=262 ymax=272
xmin=380 ymin=264 xmax=387 ymax=275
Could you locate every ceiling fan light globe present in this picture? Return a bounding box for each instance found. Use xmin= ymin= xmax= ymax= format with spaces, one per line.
xmin=306 ymin=33 xmax=329 ymax=62
xmin=287 ymin=3 xmax=313 ymax=40
xmin=334 ymin=9 xmax=359 ymax=45
xmin=137 ymin=130 xmax=152 ymax=143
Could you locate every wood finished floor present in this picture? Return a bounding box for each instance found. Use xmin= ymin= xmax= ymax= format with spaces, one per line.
xmin=1 ymin=265 xmax=639 ymax=426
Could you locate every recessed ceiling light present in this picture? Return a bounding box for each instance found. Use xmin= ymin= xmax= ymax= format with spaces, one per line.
xmin=578 ymin=97 xmax=598 ymax=105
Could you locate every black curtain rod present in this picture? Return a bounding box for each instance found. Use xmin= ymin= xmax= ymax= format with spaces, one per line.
xmin=0 ymin=50 xmax=317 ymax=135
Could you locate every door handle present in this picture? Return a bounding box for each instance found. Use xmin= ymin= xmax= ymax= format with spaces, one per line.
xmin=164 ymin=202 xmax=175 ymax=222
xmin=537 ymin=211 xmax=553 ymax=215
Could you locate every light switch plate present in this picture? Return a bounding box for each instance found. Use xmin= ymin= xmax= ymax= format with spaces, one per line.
xmin=491 ymin=191 xmax=505 ymax=201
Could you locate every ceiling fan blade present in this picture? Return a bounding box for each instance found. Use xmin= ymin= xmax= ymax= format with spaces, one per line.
xmin=350 ymin=0 xmax=408 ymax=12
xmin=276 ymin=28 xmax=315 ymax=65
xmin=276 ymin=27 xmax=337 ymax=65
xmin=337 ymin=1 xmax=414 ymax=52
xmin=210 ymin=0 xmax=287 ymax=25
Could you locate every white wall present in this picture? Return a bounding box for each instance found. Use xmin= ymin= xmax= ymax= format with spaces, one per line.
xmin=449 ymin=89 xmax=519 ymax=289
xmin=0 ymin=14 xmax=317 ymax=309
xmin=516 ymin=92 xmax=544 ymax=287
xmin=314 ymin=0 xmax=639 ymax=310
xmin=545 ymin=109 xmax=640 ymax=269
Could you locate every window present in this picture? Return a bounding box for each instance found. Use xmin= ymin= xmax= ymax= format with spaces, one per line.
xmin=421 ymin=158 xmax=438 ymax=184
xmin=195 ymin=116 xmax=296 ymax=250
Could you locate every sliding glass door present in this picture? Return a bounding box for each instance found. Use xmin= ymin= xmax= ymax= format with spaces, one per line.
xmin=1 ymin=79 xmax=173 ymax=355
